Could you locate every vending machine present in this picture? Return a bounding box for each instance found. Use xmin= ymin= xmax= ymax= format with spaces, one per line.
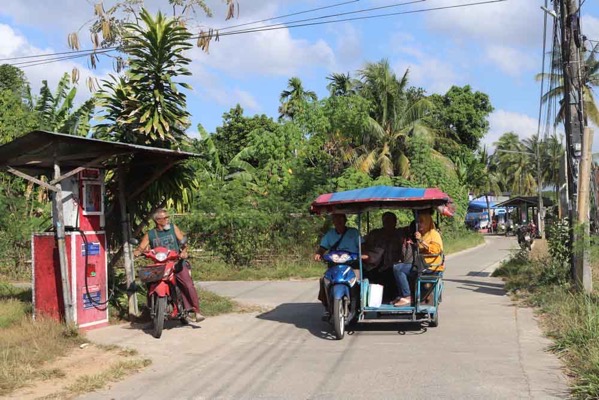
xmin=32 ymin=168 xmax=109 ymax=329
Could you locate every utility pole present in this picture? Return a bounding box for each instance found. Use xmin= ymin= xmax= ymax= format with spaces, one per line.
xmin=557 ymin=0 xmax=592 ymax=292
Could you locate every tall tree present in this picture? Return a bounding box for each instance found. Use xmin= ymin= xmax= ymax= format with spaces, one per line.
xmin=326 ymin=72 xmax=357 ymax=97
xmin=95 ymin=9 xmax=192 ymax=147
xmin=537 ymin=42 xmax=599 ymax=126
xmin=354 ymin=59 xmax=434 ymax=178
xmin=493 ymin=132 xmax=536 ymax=195
xmin=278 ymin=77 xmax=317 ymax=121
xmin=212 ymin=105 xmax=279 ymax=165
xmin=428 ymin=85 xmax=494 ymax=151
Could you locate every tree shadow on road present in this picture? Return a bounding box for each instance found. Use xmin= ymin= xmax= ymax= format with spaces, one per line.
xmin=443 ymin=278 xmax=506 ymax=296
xmin=257 ymin=303 xmax=428 ymax=340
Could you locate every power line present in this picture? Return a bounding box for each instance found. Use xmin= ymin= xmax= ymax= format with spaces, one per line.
xmin=0 ymin=0 xmax=362 ymax=63
xmin=215 ymin=0 xmax=362 ymax=32
xmin=16 ymin=50 xmax=114 ymax=69
xmin=6 ymin=0 xmax=508 ymax=69
xmin=194 ymin=0 xmax=508 ymax=40
xmin=214 ymin=0 xmax=427 ymax=34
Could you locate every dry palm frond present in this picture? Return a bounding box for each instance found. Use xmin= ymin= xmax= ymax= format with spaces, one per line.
xmin=67 ymin=32 xmax=80 ymax=50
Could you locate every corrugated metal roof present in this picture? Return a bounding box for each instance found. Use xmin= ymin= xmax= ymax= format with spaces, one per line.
xmin=0 ymin=130 xmax=198 ymax=174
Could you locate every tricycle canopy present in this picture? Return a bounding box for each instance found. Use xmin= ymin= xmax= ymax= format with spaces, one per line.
xmin=310 ymin=185 xmax=454 ymax=216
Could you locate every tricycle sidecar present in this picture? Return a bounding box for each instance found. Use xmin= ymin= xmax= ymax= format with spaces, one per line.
xmin=310 ymin=186 xmax=454 ymax=338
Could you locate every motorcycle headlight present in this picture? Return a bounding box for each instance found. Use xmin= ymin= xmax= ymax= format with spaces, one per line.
xmin=155 ymin=252 xmax=168 ymax=262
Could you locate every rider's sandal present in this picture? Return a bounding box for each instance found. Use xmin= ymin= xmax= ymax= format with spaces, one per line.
xmin=393 ymin=298 xmax=411 ymax=307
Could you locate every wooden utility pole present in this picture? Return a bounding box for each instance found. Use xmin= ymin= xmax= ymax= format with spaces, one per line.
xmin=558 ymin=0 xmax=592 ymax=292
xmin=53 ymin=160 xmax=74 ymax=324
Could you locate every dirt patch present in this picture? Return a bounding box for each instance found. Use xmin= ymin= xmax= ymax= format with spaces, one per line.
xmin=5 ymin=343 xmax=149 ymax=400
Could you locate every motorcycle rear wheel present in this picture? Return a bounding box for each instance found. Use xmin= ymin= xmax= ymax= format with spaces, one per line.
xmin=153 ymin=296 xmax=166 ymax=339
xmin=333 ymin=298 xmax=345 ymax=340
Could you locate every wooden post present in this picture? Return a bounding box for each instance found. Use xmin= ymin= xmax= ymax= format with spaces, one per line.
xmin=577 ymin=127 xmax=593 ymax=293
xmin=53 ymin=160 xmax=74 ymax=325
xmin=118 ymin=163 xmax=138 ymax=317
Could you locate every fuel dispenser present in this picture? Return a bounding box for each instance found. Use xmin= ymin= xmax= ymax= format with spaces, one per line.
xmin=32 ymin=168 xmax=109 ymax=329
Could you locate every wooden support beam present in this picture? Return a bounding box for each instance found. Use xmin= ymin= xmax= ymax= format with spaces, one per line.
xmin=49 ymin=155 xmax=112 ymax=185
xmin=7 ymin=166 xmax=58 ymax=192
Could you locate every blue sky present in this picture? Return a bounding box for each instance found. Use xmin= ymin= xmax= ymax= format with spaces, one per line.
xmin=1 ymin=0 xmax=598 ymax=150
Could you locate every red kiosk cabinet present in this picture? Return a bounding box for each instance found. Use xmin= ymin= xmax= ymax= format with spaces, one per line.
xmin=32 ymin=169 xmax=109 ymax=329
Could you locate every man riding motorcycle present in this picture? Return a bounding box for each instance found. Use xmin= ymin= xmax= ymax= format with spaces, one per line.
xmin=134 ymin=208 xmax=204 ymax=322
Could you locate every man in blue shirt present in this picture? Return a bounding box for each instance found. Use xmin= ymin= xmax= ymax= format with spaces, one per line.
xmin=314 ymin=213 xmax=363 ymax=316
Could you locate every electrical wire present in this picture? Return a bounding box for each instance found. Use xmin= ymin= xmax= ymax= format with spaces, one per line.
xmin=0 ymin=0 xmax=362 ymax=63
xmin=214 ymin=0 xmax=362 ymax=32
xmin=194 ymin=0 xmax=508 ymax=40
xmin=5 ymin=0 xmax=508 ymax=69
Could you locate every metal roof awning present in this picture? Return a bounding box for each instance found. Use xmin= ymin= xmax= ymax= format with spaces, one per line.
xmin=0 ymin=130 xmax=198 ymax=175
xmin=495 ymin=196 xmax=554 ymax=208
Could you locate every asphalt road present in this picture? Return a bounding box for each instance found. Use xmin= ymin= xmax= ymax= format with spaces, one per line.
xmin=83 ymin=236 xmax=568 ymax=400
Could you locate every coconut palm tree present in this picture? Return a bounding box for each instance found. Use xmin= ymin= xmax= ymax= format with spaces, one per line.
xmin=278 ymin=77 xmax=317 ymax=121
xmin=493 ymin=132 xmax=536 ymax=195
xmin=537 ymin=42 xmax=599 ymax=126
xmin=541 ymin=133 xmax=564 ymax=198
xmin=354 ymin=59 xmax=434 ymax=178
xmin=326 ymin=72 xmax=357 ymax=97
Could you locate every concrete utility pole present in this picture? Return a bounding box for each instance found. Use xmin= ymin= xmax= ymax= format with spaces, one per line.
xmin=558 ymin=0 xmax=592 ymax=292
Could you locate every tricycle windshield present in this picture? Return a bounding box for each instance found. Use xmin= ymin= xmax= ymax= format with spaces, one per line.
xmin=310 ymin=185 xmax=454 ymax=216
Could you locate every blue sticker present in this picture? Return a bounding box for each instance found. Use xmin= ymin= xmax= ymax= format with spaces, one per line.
xmin=81 ymin=242 xmax=101 ymax=256
xmin=83 ymin=291 xmax=101 ymax=309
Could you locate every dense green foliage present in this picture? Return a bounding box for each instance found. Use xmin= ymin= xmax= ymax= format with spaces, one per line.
xmin=0 ymin=11 xmax=567 ymax=276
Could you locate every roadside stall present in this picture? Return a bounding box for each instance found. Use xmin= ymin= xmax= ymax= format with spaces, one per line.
xmin=0 ymin=130 xmax=196 ymax=328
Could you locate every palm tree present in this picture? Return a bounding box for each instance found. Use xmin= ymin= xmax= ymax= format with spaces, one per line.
xmin=493 ymin=132 xmax=536 ymax=195
xmin=326 ymin=72 xmax=357 ymax=97
xmin=354 ymin=59 xmax=434 ymax=178
xmin=278 ymin=77 xmax=317 ymax=121
xmin=541 ymin=133 xmax=564 ymax=199
xmin=537 ymin=42 xmax=599 ymax=126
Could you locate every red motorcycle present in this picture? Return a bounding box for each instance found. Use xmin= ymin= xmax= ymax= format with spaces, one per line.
xmin=136 ymin=238 xmax=190 ymax=338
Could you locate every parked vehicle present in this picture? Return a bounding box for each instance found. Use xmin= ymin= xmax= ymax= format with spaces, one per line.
xmin=321 ymin=251 xmax=360 ymax=339
xmin=311 ymin=185 xmax=453 ymax=340
xmin=133 ymin=237 xmax=190 ymax=338
xmin=516 ymin=223 xmax=536 ymax=251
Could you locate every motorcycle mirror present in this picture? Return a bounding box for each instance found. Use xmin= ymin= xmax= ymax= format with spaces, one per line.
xmin=180 ymin=236 xmax=188 ymax=248
xmin=129 ymin=238 xmax=139 ymax=246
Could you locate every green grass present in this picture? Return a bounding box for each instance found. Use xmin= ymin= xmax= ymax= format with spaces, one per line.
xmin=493 ymin=247 xmax=599 ymax=399
xmin=193 ymin=231 xmax=484 ymax=282
xmin=443 ymin=230 xmax=485 ymax=255
xmin=199 ymin=287 xmax=236 ymax=316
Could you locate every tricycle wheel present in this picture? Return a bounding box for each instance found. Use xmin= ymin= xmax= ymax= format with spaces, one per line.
xmin=429 ymin=311 xmax=439 ymax=327
xmin=152 ymin=296 xmax=166 ymax=338
xmin=333 ymin=298 xmax=345 ymax=340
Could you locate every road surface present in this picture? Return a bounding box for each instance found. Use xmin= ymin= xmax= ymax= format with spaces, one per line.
xmin=83 ymin=236 xmax=568 ymax=399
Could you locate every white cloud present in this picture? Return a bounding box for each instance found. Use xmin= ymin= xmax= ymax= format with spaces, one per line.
xmin=0 ymin=23 xmax=102 ymax=103
xmin=583 ymin=14 xmax=599 ymax=42
xmin=485 ymin=45 xmax=537 ymax=76
xmin=192 ymin=25 xmax=335 ymax=77
xmin=484 ymin=110 xmax=538 ymax=149
xmin=424 ymin=0 xmax=543 ymax=48
xmin=330 ymin=23 xmax=363 ymax=73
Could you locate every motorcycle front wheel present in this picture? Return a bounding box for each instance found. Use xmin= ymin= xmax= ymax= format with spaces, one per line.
xmin=333 ymin=298 xmax=345 ymax=340
xmin=153 ymin=296 xmax=166 ymax=339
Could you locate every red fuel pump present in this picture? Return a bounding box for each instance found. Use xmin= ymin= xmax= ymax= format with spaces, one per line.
xmin=32 ymin=168 xmax=109 ymax=329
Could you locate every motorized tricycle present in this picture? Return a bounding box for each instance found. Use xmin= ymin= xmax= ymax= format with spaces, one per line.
xmin=310 ymin=185 xmax=454 ymax=340
xmin=132 ymin=237 xmax=191 ymax=338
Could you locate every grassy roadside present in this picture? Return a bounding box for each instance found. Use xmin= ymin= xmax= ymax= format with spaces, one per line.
xmin=0 ymin=283 xmax=84 ymax=396
xmin=492 ymin=241 xmax=599 ymax=399
xmin=0 ymin=281 xmax=233 ymax=398
xmin=192 ymin=230 xmax=484 ymax=281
